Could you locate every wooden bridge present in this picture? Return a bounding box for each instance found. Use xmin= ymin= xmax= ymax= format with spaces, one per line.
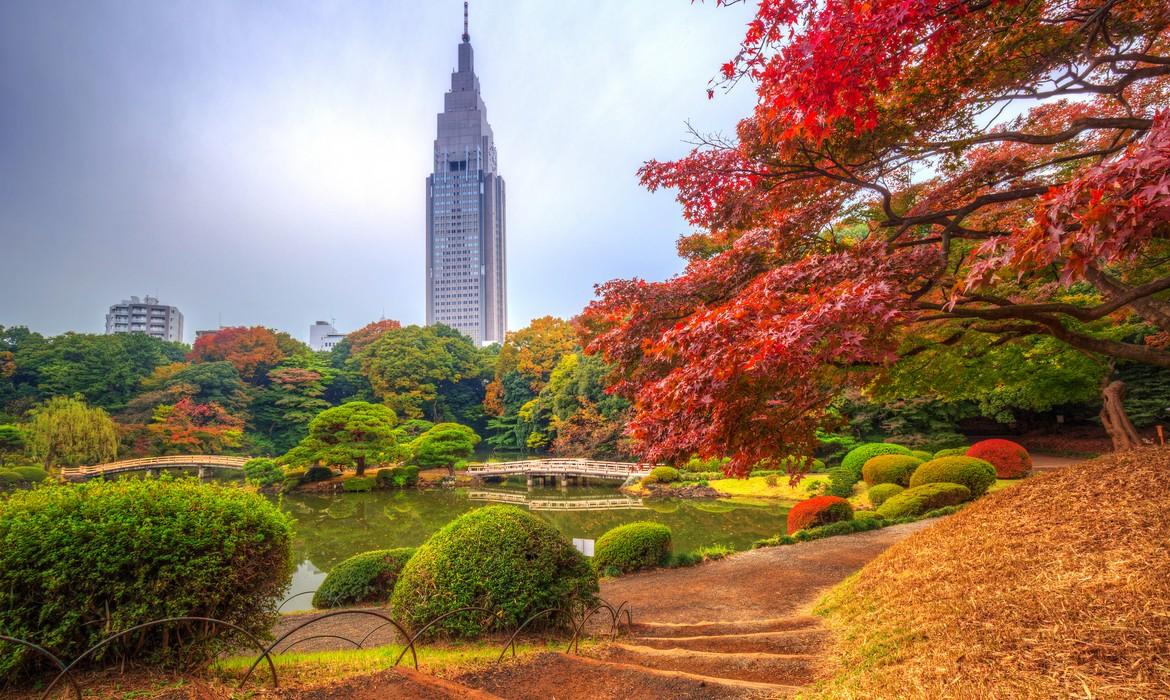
xmin=467 ymin=488 xmax=646 ymax=511
xmin=62 ymin=455 xmax=251 ymax=480
xmin=466 ymin=459 xmax=654 ymax=485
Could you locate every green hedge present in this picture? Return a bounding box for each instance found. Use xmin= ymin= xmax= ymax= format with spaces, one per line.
xmin=390 ymin=505 xmax=597 ymax=638
xmin=594 ymin=522 xmax=673 ymax=574
xmin=0 ymin=478 xmax=293 ymax=679
xmin=753 ymin=504 xmax=965 ymax=548
xmin=312 ymin=548 xmax=415 ymax=609
xmin=0 ymin=469 xmax=18 ymax=486
xmin=10 ymin=466 xmax=48 ymax=483
xmin=376 ymin=465 xmax=419 ymax=488
xmin=841 ymin=443 xmax=912 ymax=477
xmin=909 ymin=456 xmax=997 ymax=498
xmin=933 ymin=447 xmax=968 ymax=458
xmin=861 ymin=455 xmax=922 ymax=487
xmin=342 ymin=476 xmax=375 ymax=492
xmin=877 ymin=483 xmax=971 ymax=519
xmin=826 ymin=466 xmax=859 ymax=497
xmin=910 ymin=450 xmax=934 ymax=461
xmin=867 ymin=483 xmax=904 ymax=507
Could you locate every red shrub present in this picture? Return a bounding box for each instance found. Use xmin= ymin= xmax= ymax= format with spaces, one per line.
xmin=967 ymin=439 xmax=1032 ymax=478
xmin=786 ymin=495 xmax=853 ymax=535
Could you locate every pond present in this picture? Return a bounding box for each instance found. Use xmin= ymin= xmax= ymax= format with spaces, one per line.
xmin=274 ymin=483 xmax=792 ymax=611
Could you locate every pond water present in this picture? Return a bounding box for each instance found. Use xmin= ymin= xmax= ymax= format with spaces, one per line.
xmin=273 ymin=483 xmax=792 ymax=611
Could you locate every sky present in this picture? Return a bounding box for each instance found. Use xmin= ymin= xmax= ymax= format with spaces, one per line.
xmin=0 ymin=0 xmax=757 ymax=343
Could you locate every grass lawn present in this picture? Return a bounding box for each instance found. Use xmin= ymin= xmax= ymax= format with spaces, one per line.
xmin=707 ymin=474 xmax=825 ymax=500
xmin=213 ymin=639 xmax=563 ymax=687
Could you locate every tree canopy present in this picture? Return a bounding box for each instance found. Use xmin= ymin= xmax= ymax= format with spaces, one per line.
xmin=582 ymin=0 xmax=1170 ymax=470
xmin=301 ymin=401 xmax=401 ymax=476
xmin=25 ymin=396 xmax=118 ymax=469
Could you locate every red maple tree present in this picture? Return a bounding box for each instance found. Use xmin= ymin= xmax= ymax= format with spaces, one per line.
xmin=582 ymin=0 xmax=1170 ymax=472
xmin=189 ymin=326 xmax=286 ymax=383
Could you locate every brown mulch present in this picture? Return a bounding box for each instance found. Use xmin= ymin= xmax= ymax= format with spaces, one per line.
xmin=815 ymin=446 xmax=1170 ymax=700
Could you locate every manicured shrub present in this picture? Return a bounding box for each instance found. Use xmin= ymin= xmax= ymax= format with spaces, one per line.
xmin=593 ymin=522 xmax=673 ymax=574
xmin=826 ymin=466 xmax=859 ymax=497
xmin=910 ymin=456 xmax=997 ymax=498
xmin=867 ymin=483 xmax=904 ymax=507
xmin=648 ymin=466 xmax=680 ymax=484
xmin=341 ymin=476 xmax=374 ymax=492
xmin=933 ymin=447 xmax=968 ymax=459
xmin=787 ymin=495 xmax=854 ymax=535
xmin=0 ymin=469 xmax=18 ymax=486
xmin=966 ymin=439 xmax=1032 ymax=478
xmin=877 ymin=483 xmax=971 ymax=519
xmin=243 ymin=457 xmax=283 ymax=487
xmin=854 ymin=509 xmax=885 ymax=521
xmin=312 ymin=547 xmax=415 ymax=609
xmin=10 ymin=466 xmax=48 ymax=483
xmin=861 ymin=455 xmax=922 ymax=487
xmin=376 ymin=465 xmax=420 ymax=488
xmin=304 ymin=465 xmax=334 ymax=482
xmin=0 ymin=478 xmax=293 ymax=678
xmin=841 ymin=443 xmax=913 ymax=477
xmin=390 ymin=505 xmax=596 ymax=638
xmin=910 ymin=450 xmax=934 ymax=461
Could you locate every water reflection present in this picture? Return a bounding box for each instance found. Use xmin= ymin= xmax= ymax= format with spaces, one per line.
xmin=273 ymin=485 xmax=791 ymax=610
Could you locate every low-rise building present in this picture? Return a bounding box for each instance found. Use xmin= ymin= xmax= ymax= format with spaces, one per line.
xmin=105 ymin=295 xmax=183 ymax=342
xmin=309 ymin=321 xmax=346 ymax=352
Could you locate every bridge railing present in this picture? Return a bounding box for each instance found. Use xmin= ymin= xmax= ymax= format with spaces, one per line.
xmin=466 ymin=459 xmax=656 ymax=477
xmin=62 ymin=455 xmax=252 ymax=476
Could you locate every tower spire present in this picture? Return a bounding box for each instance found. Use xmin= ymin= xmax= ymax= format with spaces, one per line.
xmin=462 ymin=1 xmax=469 ymax=43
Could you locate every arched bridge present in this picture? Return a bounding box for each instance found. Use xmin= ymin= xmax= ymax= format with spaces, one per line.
xmin=466 ymin=459 xmax=655 ymax=485
xmin=63 ymin=455 xmax=251 ymax=480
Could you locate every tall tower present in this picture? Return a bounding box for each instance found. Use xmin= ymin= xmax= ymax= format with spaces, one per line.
xmin=425 ymin=2 xmax=507 ymax=346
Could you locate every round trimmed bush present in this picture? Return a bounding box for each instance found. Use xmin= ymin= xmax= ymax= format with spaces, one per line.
xmin=854 ymin=510 xmax=885 ymax=521
xmin=841 ymin=443 xmax=913 ymax=477
xmin=243 ymin=457 xmax=283 ymax=487
xmin=0 ymin=477 xmax=293 ymax=679
xmin=312 ymin=547 xmax=415 ymax=609
xmin=966 ymin=439 xmax=1032 ymax=478
xmin=910 ymin=450 xmax=933 ymax=461
xmin=0 ymin=469 xmax=18 ymax=486
xmin=933 ymin=447 xmax=968 ymax=459
xmin=647 ymin=466 xmax=680 ymax=483
xmin=910 ymin=456 xmax=997 ymax=498
xmin=390 ymin=505 xmax=597 ymax=638
xmin=341 ymin=476 xmax=374 ymax=492
xmin=877 ymin=482 xmax=971 ymax=519
xmin=304 ymin=465 xmax=334 ymax=482
xmin=861 ymin=455 xmax=922 ymax=487
xmin=10 ymin=466 xmax=48 ymax=483
xmin=787 ymin=495 xmax=854 ymax=535
xmin=867 ymin=483 xmax=905 ymax=507
xmin=593 ymin=522 xmax=673 ymax=574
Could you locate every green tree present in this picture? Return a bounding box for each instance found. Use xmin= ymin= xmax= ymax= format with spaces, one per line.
xmin=300 ymin=402 xmax=400 ymax=476
xmin=249 ymin=357 xmax=333 ymax=453
xmin=0 ymin=424 xmax=26 ymax=467
xmin=410 ymin=423 xmax=481 ymax=473
xmin=26 ymin=396 xmax=118 ymax=470
xmin=356 ymin=325 xmax=486 ymax=421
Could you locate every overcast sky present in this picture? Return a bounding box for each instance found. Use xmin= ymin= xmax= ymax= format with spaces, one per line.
xmin=0 ymin=0 xmax=756 ymax=343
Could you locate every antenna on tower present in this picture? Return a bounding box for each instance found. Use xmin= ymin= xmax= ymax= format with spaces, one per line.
xmin=462 ymin=1 xmax=469 ymax=43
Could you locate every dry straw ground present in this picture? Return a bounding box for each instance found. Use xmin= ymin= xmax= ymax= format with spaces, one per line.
xmin=815 ymin=447 xmax=1170 ymax=699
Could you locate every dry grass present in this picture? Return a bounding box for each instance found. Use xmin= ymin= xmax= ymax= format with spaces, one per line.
xmin=812 ymin=447 xmax=1170 ymax=700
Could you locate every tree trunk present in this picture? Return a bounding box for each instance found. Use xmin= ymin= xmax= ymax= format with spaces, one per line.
xmin=1100 ymin=380 xmax=1142 ymax=451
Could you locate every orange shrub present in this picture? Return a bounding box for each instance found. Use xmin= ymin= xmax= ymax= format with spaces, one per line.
xmin=967 ymin=439 xmax=1032 ymax=478
xmin=787 ymin=495 xmax=854 ymax=535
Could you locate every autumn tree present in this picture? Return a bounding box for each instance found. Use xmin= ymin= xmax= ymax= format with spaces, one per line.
xmin=25 ymin=396 xmax=118 ymax=470
xmin=300 ymin=401 xmax=400 ymax=476
xmin=148 ymin=397 xmax=245 ymax=454
xmin=582 ymin=0 xmax=1170 ymax=470
xmin=345 ymin=319 xmax=403 ymax=355
xmin=189 ymin=326 xmax=288 ymax=383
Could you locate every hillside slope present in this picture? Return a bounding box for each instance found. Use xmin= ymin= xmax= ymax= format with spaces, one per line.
xmin=815 ymin=447 xmax=1170 ymax=699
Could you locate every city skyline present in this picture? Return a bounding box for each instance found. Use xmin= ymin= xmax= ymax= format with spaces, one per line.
xmin=0 ymin=1 xmax=756 ymax=341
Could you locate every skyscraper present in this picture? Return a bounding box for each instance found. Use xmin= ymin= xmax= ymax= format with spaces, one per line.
xmin=425 ymin=2 xmax=506 ymax=346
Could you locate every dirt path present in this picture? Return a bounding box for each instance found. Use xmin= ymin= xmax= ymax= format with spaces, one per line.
xmin=455 ymin=520 xmax=934 ymax=698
